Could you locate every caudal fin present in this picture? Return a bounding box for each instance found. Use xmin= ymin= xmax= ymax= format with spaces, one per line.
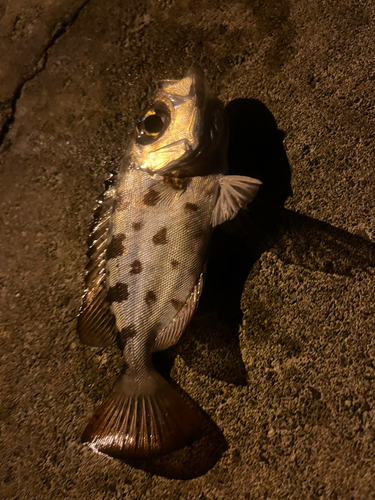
xmin=82 ymin=370 xmax=200 ymax=459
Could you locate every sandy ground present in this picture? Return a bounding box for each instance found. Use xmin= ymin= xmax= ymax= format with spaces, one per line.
xmin=1 ymin=0 xmax=375 ymax=498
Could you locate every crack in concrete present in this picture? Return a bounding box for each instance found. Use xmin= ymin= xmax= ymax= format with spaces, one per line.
xmin=0 ymin=0 xmax=91 ymax=149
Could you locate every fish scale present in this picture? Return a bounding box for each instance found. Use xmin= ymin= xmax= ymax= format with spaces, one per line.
xmin=78 ymin=66 xmax=262 ymax=459
xmin=108 ymin=169 xmax=218 ymax=346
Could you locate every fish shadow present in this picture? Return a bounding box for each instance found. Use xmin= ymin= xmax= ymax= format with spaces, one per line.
xmin=173 ymin=98 xmax=375 ymax=384
xmin=273 ymin=209 xmax=375 ymax=275
xmin=174 ymin=98 xmax=293 ymax=385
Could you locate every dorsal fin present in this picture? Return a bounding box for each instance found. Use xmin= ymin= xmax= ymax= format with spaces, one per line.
xmin=211 ymin=175 xmax=262 ymax=227
xmin=77 ymin=174 xmax=118 ymax=347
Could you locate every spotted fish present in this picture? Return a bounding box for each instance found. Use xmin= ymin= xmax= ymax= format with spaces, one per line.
xmin=78 ymin=66 xmax=261 ymax=459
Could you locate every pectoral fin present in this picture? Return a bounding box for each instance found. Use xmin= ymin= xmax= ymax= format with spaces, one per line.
xmin=211 ymin=175 xmax=262 ymax=227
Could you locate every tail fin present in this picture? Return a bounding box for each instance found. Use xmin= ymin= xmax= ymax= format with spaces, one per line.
xmin=82 ymin=370 xmax=200 ymax=459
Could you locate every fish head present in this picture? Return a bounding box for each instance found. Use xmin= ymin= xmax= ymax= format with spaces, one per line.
xmin=130 ymin=65 xmax=228 ymax=177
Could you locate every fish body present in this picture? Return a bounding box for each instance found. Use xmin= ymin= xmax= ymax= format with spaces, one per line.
xmin=78 ymin=66 xmax=261 ymax=459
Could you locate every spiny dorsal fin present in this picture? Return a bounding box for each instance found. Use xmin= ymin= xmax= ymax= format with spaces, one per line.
xmin=77 ymin=176 xmax=117 ymax=347
xmin=152 ymin=271 xmax=205 ymax=352
xmin=211 ymin=175 xmax=262 ymax=227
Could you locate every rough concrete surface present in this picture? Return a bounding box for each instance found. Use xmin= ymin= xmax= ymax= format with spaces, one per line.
xmin=0 ymin=0 xmax=88 ymax=134
xmin=0 ymin=0 xmax=374 ymax=498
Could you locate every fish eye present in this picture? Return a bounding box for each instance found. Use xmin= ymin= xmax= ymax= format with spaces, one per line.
xmin=143 ymin=113 xmax=164 ymax=135
xmin=136 ymin=102 xmax=170 ymax=145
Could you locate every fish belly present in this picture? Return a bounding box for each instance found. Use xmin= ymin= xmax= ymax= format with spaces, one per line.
xmin=106 ymin=168 xmax=218 ymax=365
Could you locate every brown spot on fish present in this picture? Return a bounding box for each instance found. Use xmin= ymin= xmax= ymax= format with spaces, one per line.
xmin=171 ymin=259 xmax=180 ymax=269
xmin=145 ymin=290 xmax=157 ymax=305
xmin=130 ymin=260 xmax=143 ymax=274
xmin=107 ymin=234 xmax=126 ymax=259
xmin=171 ymin=298 xmax=184 ymax=311
xmin=116 ymin=193 xmax=130 ymax=211
xmin=119 ymin=325 xmax=137 ymax=341
xmin=132 ymin=221 xmax=143 ymax=231
xmin=184 ymin=202 xmax=199 ymax=212
xmin=164 ymin=176 xmax=191 ymax=191
xmin=117 ymin=324 xmax=137 ymax=349
xmin=108 ymin=283 xmax=129 ymax=303
xmin=152 ymin=227 xmax=168 ymax=245
xmin=143 ymin=189 xmax=160 ymax=206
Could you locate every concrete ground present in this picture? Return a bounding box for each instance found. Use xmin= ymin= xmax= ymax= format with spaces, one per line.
xmin=1 ymin=0 xmax=374 ymax=498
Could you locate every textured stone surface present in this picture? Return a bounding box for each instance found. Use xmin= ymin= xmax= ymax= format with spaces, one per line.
xmin=0 ymin=0 xmax=374 ymax=498
xmin=0 ymin=0 xmax=88 ymax=136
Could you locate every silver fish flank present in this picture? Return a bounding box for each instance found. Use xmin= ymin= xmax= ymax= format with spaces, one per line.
xmin=78 ymin=66 xmax=261 ymax=459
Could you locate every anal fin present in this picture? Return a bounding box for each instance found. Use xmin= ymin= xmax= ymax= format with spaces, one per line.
xmin=152 ymin=271 xmax=205 ymax=352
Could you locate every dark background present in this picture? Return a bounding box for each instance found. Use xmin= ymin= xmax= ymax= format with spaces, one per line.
xmin=1 ymin=0 xmax=374 ymax=498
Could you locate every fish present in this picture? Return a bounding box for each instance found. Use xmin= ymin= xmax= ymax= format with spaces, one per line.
xmin=77 ymin=65 xmax=261 ymax=459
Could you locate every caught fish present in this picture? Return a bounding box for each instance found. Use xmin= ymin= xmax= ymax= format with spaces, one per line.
xmin=78 ymin=65 xmax=261 ymax=459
